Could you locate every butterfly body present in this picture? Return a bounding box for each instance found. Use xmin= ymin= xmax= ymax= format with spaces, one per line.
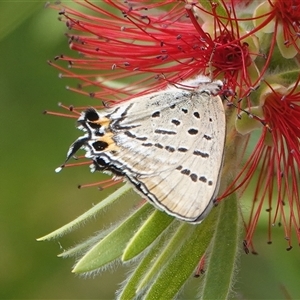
xmin=60 ymin=76 xmax=226 ymax=223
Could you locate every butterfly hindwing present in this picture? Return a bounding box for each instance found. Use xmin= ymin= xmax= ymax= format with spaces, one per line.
xmin=63 ymin=76 xmax=226 ymax=223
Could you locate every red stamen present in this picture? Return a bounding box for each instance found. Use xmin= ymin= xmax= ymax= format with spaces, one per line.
xmin=78 ymin=178 xmax=123 ymax=189
xmin=43 ymin=110 xmax=78 ymax=119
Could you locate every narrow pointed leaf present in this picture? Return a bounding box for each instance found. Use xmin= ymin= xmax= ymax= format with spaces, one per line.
xmin=143 ymin=205 xmax=219 ymax=300
xmin=118 ymin=222 xmax=179 ymax=300
xmin=58 ymin=227 xmax=113 ymax=258
xmin=37 ymin=184 xmax=131 ymax=241
xmin=137 ymin=222 xmax=195 ymax=294
xmin=200 ymin=193 xmax=240 ymax=299
xmin=122 ymin=209 xmax=174 ymax=261
xmin=73 ymin=203 xmax=154 ymax=273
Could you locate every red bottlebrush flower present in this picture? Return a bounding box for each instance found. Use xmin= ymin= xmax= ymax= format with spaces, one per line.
xmin=49 ymin=0 xmax=260 ymax=103
xmin=254 ymin=0 xmax=300 ymax=58
xmin=230 ymin=80 xmax=300 ymax=252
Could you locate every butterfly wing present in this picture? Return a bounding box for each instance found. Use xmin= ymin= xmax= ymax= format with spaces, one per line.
xmin=82 ymin=82 xmax=225 ymax=222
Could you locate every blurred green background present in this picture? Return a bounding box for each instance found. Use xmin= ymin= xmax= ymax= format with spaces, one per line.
xmin=1 ymin=2 xmax=299 ymax=299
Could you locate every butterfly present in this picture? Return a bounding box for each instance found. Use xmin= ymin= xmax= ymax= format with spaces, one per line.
xmin=56 ymin=75 xmax=226 ymax=223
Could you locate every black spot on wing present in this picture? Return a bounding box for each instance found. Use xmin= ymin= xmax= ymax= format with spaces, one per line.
xmin=188 ymin=128 xmax=198 ymax=135
xmin=85 ymin=108 xmax=99 ymax=121
xmin=136 ymin=136 xmax=148 ymax=141
xmin=181 ymin=169 xmax=190 ymax=175
xmin=193 ymin=111 xmax=200 ymax=119
xmin=193 ymin=150 xmax=209 ymax=158
xmin=155 ymin=129 xmax=176 ymax=135
xmin=113 ymin=123 xmax=140 ymax=130
xmin=171 ymin=119 xmax=181 ymax=126
xmin=199 ymin=176 xmax=207 ymax=183
xmin=154 ymin=143 xmax=163 ymax=149
xmin=142 ymin=142 xmax=153 ymax=147
xmin=181 ymin=108 xmax=188 ymax=114
xmin=190 ymin=173 xmax=198 ymax=182
xmin=124 ymin=131 xmax=147 ymax=141
xmin=124 ymin=131 xmax=136 ymax=138
xmin=92 ymin=141 xmax=109 ymax=151
xmin=165 ymin=146 xmax=175 ymax=152
xmin=152 ymin=111 xmax=160 ymax=118
xmin=203 ymin=134 xmax=212 ymax=140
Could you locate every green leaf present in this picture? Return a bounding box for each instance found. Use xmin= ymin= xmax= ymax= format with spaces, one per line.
xmin=266 ymin=70 xmax=300 ymax=85
xmin=143 ymin=205 xmax=219 ymax=300
xmin=58 ymin=227 xmax=114 ymax=258
xmin=199 ymin=193 xmax=240 ymax=299
xmin=118 ymin=222 xmax=179 ymax=300
xmin=200 ymin=0 xmax=227 ymax=18
xmin=72 ymin=202 xmax=154 ymax=273
xmin=37 ymin=184 xmax=132 ymax=241
xmin=122 ymin=209 xmax=174 ymax=261
xmin=137 ymin=221 xmax=197 ymax=295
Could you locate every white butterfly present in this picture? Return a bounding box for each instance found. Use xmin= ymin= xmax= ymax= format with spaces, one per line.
xmin=57 ymin=75 xmax=226 ymax=223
